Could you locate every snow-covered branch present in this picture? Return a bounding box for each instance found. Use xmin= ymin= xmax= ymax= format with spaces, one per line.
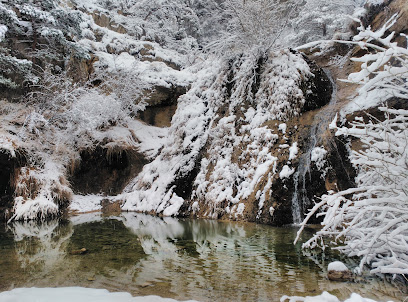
xmin=296 ymin=15 xmax=408 ymax=276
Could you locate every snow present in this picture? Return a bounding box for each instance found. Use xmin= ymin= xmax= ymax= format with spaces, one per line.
xmin=311 ymin=147 xmax=327 ymax=171
xmin=296 ymin=18 xmax=408 ymax=277
xmin=280 ymin=291 xmax=387 ymax=302
xmin=69 ymin=195 xmax=106 ymax=213
xmin=280 ymin=165 xmax=295 ymax=179
xmin=0 ymin=24 xmax=7 ymax=41
xmin=328 ymin=261 xmax=349 ymax=272
xmin=0 ymin=136 xmax=16 ymax=157
xmin=341 ymin=14 xmax=407 ymax=115
xmin=0 ymin=287 xmax=198 ymax=302
xmin=279 ymin=123 xmax=287 ymax=134
xmin=289 ymin=142 xmax=298 ymax=161
xmin=128 ymin=120 xmax=169 ymax=159
xmin=365 ymin=0 xmax=385 ymax=6
xmin=9 ymin=161 xmax=72 ymax=222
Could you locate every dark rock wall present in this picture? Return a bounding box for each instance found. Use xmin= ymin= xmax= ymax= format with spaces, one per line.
xmin=0 ymin=150 xmax=25 ymax=221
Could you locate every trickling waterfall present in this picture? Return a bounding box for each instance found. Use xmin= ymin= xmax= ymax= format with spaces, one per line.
xmin=291 ymin=69 xmax=337 ymax=224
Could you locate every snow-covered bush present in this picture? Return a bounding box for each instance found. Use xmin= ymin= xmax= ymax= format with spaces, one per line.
xmin=209 ymin=0 xmax=299 ymax=57
xmin=24 ymin=67 xmax=147 ymax=139
xmin=284 ymin=0 xmax=364 ymax=47
xmin=295 ymin=15 xmax=408 ymax=276
xmin=74 ymin=0 xmax=203 ymax=54
xmin=4 ymin=64 xmax=149 ymax=221
xmin=342 ymin=13 xmax=408 ymax=113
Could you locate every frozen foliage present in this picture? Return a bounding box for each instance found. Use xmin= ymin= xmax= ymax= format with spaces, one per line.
xmin=283 ymin=0 xmax=366 ymax=47
xmin=2 ymin=65 xmax=155 ymax=221
xmin=210 ymin=0 xmax=370 ymax=56
xmin=295 ymin=17 xmax=408 ymax=276
xmin=210 ymin=0 xmax=299 ymax=56
xmin=73 ymin=0 xmax=222 ymax=54
xmin=18 ymin=67 xmax=148 ymax=152
xmin=123 ymin=49 xmax=314 ymax=218
xmin=0 ymin=287 xmax=198 ymax=302
xmin=342 ymin=14 xmax=408 ymax=114
xmin=280 ymin=291 xmax=389 ymax=302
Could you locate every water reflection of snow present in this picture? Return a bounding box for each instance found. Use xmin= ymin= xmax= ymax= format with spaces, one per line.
xmin=3 ymin=213 xmax=402 ymax=302
xmin=0 ymin=287 xmax=198 ymax=302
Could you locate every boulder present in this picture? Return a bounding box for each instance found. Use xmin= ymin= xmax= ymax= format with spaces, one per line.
xmin=327 ymin=261 xmax=354 ymax=282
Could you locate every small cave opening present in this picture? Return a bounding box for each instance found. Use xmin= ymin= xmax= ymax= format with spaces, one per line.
xmin=70 ymin=146 xmax=148 ymax=196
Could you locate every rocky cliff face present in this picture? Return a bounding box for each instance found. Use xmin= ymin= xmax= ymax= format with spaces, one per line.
xmin=1 ymin=0 xmax=403 ymax=224
xmin=120 ymin=49 xmax=354 ymax=225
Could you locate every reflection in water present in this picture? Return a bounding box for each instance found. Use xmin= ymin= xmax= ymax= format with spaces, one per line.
xmin=0 ymin=213 xmax=404 ymax=302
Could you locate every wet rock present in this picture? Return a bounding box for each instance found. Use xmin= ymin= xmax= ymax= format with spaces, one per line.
xmin=328 ymin=270 xmax=354 ymax=282
xmin=298 ymin=51 xmax=333 ymax=112
xmin=70 ymin=248 xmax=88 ymax=255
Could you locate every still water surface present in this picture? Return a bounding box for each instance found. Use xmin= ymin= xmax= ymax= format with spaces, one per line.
xmin=0 ymin=213 xmax=404 ymax=301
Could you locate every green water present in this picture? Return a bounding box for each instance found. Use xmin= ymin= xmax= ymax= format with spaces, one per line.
xmin=0 ymin=213 xmax=404 ymax=301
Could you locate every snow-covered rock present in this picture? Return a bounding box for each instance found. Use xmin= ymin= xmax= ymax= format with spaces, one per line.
xmin=327 ymin=261 xmax=353 ymax=282
xmin=328 ymin=261 xmax=349 ymax=272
